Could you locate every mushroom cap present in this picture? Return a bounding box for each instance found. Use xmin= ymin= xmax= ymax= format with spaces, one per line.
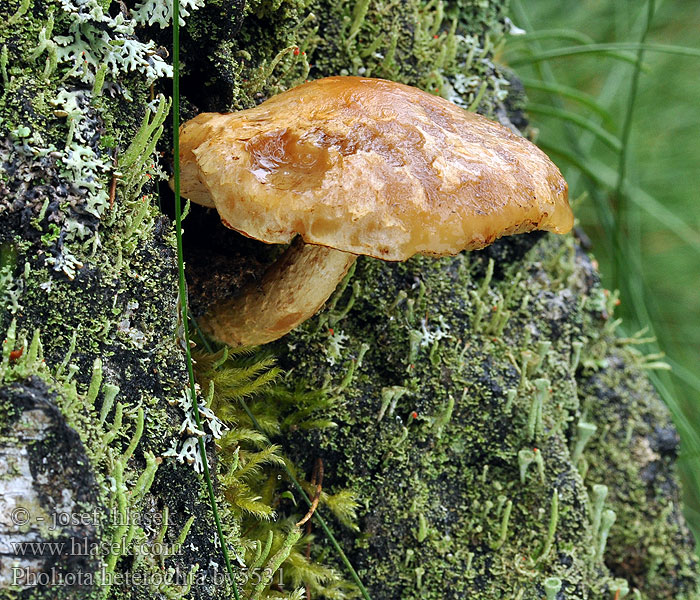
xmin=179 ymin=76 xmax=573 ymax=261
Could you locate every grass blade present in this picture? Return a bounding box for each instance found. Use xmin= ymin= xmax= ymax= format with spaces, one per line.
xmin=526 ymin=102 xmax=621 ymax=151
xmin=509 ymin=28 xmax=597 ymax=45
xmin=508 ymin=42 xmax=700 ymax=66
xmin=538 ymin=142 xmax=700 ymax=255
xmin=519 ymin=78 xmax=616 ymax=126
xmin=172 ymin=2 xmax=242 ymax=597
xmin=612 ymin=0 xmax=655 ymax=288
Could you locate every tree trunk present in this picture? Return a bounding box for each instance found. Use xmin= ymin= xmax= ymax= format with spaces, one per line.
xmin=0 ymin=0 xmax=696 ymax=599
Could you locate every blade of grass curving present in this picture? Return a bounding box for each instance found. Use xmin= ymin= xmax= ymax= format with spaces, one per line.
xmin=526 ymin=103 xmax=621 ymax=151
xmin=508 ymin=29 xmax=635 ymax=64
xmin=519 ymin=78 xmax=616 ymax=126
xmin=536 ymin=142 xmax=700 ymax=254
xmin=508 ymin=41 xmax=700 ymax=66
xmin=509 ymin=28 xmax=598 ymax=45
xmin=508 ymin=45 xmax=640 ymax=67
xmin=172 ymin=4 xmax=242 ymax=598
xmin=665 ymin=358 xmax=700 ymax=397
xmin=612 ymin=0 xmax=655 ymax=289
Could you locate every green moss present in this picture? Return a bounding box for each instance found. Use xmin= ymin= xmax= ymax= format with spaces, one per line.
xmin=0 ymin=0 xmax=242 ymax=596
xmin=250 ymin=232 xmax=698 ymax=599
xmin=2 ymin=0 xmax=696 ymax=598
xmin=581 ymin=342 xmax=699 ymax=599
xmin=182 ymin=0 xmax=511 ymax=114
xmin=190 ymin=344 xmax=361 ymax=598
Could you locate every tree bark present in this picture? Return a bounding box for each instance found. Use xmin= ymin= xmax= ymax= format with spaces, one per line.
xmin=0 ymin=0 xmax=697 ymax=599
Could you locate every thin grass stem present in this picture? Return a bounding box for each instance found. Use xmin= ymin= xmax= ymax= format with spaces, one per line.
xmin=172 ymin=3 xmax=242 ymax=597
xmin=526 ymin=103 xmax=621 ymax=151
xmin=508 ymin=42 xmax=700 ymax=66
xmin=537 ymin=142 xmax=700 ymax=254
xmin=612 ymin=0 xmax=656 ymax=289
xmin=519 ymin=78 xmax=616 ymax=126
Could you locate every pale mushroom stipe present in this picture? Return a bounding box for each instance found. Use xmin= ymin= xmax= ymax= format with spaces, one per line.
xmin=175 ymin=76 xmax=573 ymax=347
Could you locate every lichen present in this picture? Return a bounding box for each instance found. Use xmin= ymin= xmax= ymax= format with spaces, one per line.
xmin=250 ymin=231 xmax=698 ymax=600
xmin=1 ymin=0 xmax=697 ymax=598
xmin=53 ymin=0 xmax=172 ymax=86
xmin=132 ymin=0 xmax=206 ymax=29
xmin=0 ymin=0 xmax=245 ymax=595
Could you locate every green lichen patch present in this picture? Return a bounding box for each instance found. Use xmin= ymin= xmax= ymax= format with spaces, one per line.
xmin=249 ymin=231 xmax=698 ymax=600
xmin=580 ymin=344 xmax=698 ymax=599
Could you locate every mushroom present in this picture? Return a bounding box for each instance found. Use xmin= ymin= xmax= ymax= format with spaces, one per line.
xmin=177 ymin=76 xmax=573 ymax=347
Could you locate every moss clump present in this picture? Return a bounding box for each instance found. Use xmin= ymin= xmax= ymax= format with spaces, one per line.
xmin=191 ymin=345 xmax=363 ymax=599
xmin=581 ymin=345 xmax=699 ymax=598
xmin=246 ymin=231 xmax=697 ymax=600
xmin=305 ymin=0 xmax=511 ymax=114
xmin=180 ymin=0 xmax=511 ymax=116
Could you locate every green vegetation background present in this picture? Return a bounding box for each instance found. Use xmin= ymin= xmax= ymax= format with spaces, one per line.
xmin=507 ymin=0 xmax=700 ymax=544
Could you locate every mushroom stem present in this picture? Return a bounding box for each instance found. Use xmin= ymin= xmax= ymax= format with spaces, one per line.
xmin=199 ymin=237 xmax=357 ymax=347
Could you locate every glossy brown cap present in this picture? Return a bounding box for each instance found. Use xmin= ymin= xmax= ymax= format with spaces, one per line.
xmin=179 ymin=76 xmax=573 ymax=261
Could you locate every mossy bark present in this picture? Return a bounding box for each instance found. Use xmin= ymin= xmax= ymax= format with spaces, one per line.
xmin=275 ymin=234 xmax=699 ymax=599
xmin=0 ymin=0 xmax=697 ymax=600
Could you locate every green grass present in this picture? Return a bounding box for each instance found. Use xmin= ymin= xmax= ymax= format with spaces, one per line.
xmin=506 ymin=0 xmax=700 ymax=545
xmin=172 ymin=1 xmax=243 ymax=596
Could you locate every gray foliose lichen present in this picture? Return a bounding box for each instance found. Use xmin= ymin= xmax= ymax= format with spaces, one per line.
xmin=0 ymin=0 xmax=697 ymax=598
